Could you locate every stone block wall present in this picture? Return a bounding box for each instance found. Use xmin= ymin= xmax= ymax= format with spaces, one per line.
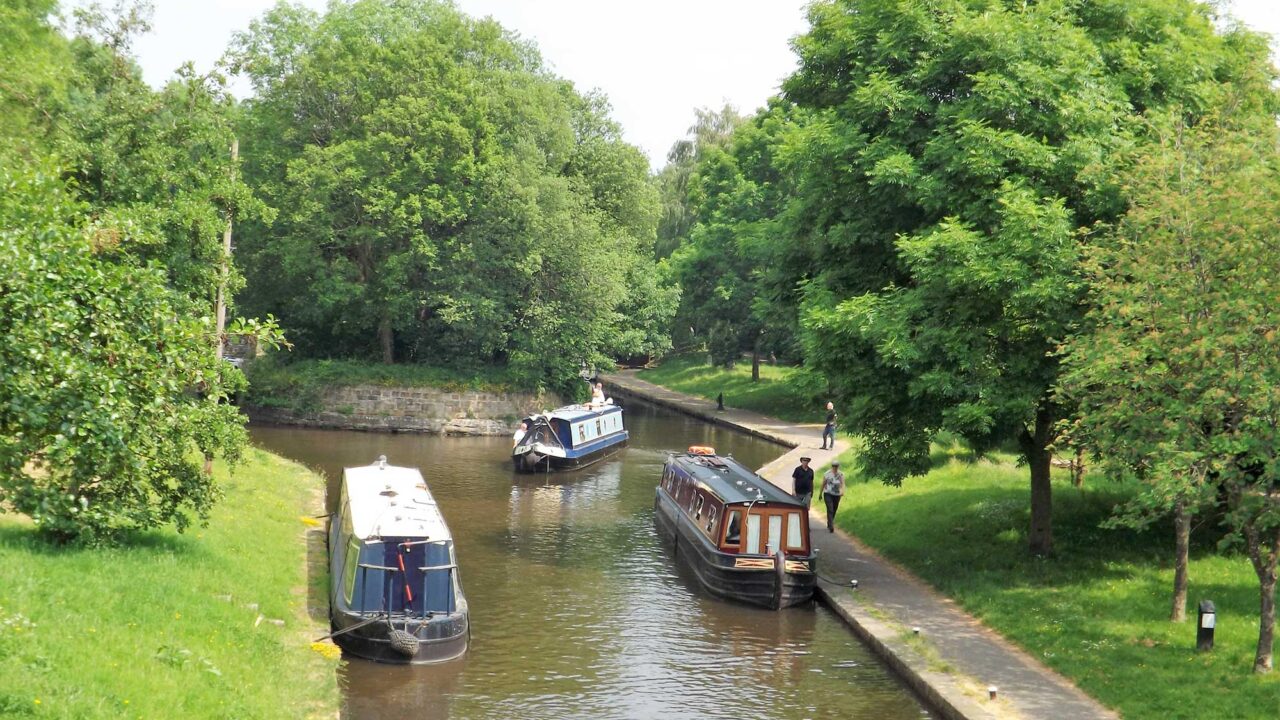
xmin=246 ymin=384 xmax=561 ymax=436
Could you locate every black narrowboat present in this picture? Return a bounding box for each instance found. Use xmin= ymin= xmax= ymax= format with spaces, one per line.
xmin=512 ymin=403 xmax=628 ymax=473
xmin=654 ymin=447 xmax=817 ymax=609
xmin=328 ymin=457 xmax=469 ymax=663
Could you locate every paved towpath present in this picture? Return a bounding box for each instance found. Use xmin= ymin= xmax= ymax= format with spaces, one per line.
xmin=603 ymin=370 xmax=1117 ymax=720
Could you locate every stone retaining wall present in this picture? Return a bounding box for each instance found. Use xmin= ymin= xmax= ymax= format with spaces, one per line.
xmin=246 ymin=384 xmax=560 ymax=436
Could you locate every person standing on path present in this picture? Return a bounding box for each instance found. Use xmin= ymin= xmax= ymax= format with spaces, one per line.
xmin=821 ymin=401 xmax=837 ymax=450
xmin=822 ymin=461 xmax=846 ymax=532
xmin=791 ymin=456 xmax=814 ymax=508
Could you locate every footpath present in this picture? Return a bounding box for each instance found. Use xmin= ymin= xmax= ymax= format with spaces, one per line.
xmin=603 ymin=370 xmax=1117 ymax=720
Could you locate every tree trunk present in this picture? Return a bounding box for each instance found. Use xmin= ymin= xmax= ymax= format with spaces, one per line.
xmin=378 ymin=318 xmax=394 ymax=365
xmin=1021 ymin=405 xmax=1054 ymax=556
xmin=751 ymin=348 xmax=760 ymax=382
xmin=1252 ymin=529 xmax=1279 ymax=673
xmin=1171 ymin=501 xmax=1190 ymax=622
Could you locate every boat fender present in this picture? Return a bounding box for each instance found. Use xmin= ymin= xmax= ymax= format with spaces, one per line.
xmin=773 ymin=548 xmax=786 ymax=610
xmin=389 ymin=628 xmax=420 ymax=658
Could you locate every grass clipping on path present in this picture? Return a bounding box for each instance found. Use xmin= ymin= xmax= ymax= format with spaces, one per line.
xmin=828 ymin=441 xmax=1280 ymax=720
xmin=0 ymin=449 xmax=339 ymax=719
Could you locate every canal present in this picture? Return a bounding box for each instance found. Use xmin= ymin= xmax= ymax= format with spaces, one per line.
xmin=251 ymin=400 xmax=932 ymax=720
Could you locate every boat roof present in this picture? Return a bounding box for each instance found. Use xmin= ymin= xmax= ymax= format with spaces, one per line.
xmin=341 ymin=460 xmax=452 ymax=541
xmin=668 ymin=453 xmax=801 ymax=507
xmin=538 ymin=404 xmax=623 ymax=423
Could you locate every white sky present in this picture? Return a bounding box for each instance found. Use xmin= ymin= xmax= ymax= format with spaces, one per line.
xmin=67 ymin=0 xmax=1280 ymax=170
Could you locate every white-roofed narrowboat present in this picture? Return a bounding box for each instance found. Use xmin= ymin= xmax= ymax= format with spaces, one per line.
xmin=655 ymin=447 xmax=817 ymax=609
xmin=328 ymin=457 xmax=468 ymax=663
xmin=512 ymin=403 xmax=627 ymax=472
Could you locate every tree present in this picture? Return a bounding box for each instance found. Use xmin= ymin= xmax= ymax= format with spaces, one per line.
xmin=1061 ymin=114 xmax=1280 ymax=672
xmin=0 ymin=159 xmax=246 ymax=543
xmin=655 ymin=105 xmax=744 ymax=259
xmin=785 ymin=0 xmax=1275 ymax=555
xmin=667 ymin=103 xmax=803 ymax=370
xmin=230 ymin=0 xmax=671 ymax=388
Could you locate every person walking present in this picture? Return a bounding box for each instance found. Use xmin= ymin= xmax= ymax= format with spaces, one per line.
xmin=821 ymin=461 xmax=846 ymax=532
xmin=791 ymin=456 xmax=814 ymax=508
xmin=821 ymin=401 xmax=837 ymax=450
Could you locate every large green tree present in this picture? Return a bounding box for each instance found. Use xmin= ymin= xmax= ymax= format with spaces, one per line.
xmin=1061 ymin=114 xmax=1280 ymax=672
xmin=787 ymin=0 xmax=1276 ymax=554
xmin=0 ymin=158 xmax=247 ymax=543
xmin=230 ymin=0 xmax=671 ymax=388
xmin=669 ymin=103 xmax=802 ymax=372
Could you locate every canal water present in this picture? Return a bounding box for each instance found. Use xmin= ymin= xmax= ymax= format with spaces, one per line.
xmin=251 ymin=401 xmax=931 ymax=720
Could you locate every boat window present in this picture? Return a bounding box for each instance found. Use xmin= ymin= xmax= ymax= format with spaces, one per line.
xmin=706 ymin=506 xmax=717 ymax=534
xmin=724 ymin=511 xmax=741 ymax=545
xmin=596 ymin=419 xmax=602 ymax=435
xmin=343 ymin=537 xmax=361 ymax=605
xmin=787 ymin=511 xmax=804 ymax=549
xmin=767 ymin=514 xmax=783 ymax=555
xmin=746 ymin=514 xmax=762 ymax=554
xmin=694 ymin=495 xmax=704 ymax=519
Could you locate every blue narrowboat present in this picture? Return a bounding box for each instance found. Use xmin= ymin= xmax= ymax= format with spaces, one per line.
xmin=655 ymin=447 xmax=817 ymax=609
xmin=512 ymin=404 xmax=628 ymax=472
xmin=328 ymin=457 xmax=469 ymax=663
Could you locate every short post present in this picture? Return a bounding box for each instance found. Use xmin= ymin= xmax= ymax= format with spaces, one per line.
xmin=1197 ymin=600 xmax=1216 ymax=651
xmin=716 ymin=392 xmax=725 ymax=411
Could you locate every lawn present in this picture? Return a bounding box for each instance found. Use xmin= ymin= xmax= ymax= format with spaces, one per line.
xmin=0 ymin=449 xmax=339 ymax=719
xmin=828 ymin=441 xmax=1280 ymax=720
xmin=637 ymin=352 xmax=826 ymax=424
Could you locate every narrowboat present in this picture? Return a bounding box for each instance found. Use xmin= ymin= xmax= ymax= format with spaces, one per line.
xmin=328 ymin=457 xmax=468 ymax=663
xmin=654 ymin=447 xmax=817 ymax=609
xmin=512 ymin=403 xmax=628 ymax=473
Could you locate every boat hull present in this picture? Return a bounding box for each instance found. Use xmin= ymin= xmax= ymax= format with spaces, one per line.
xmin=512 ymin=436 xmax=628 ymax=473
xmin=330 ymin=609 xmax=469 ymax=665
xmin=654 ymin=490 xmax=816 ymax=609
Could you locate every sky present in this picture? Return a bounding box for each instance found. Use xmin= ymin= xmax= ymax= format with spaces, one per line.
xmin=68 ymin=0 xmax=1280 ymax=170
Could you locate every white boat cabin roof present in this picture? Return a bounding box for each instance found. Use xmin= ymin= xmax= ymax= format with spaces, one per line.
xmin=341 ymin=460 xmax=451 ymax=541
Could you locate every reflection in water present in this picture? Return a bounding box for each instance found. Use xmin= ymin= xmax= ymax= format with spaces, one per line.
xmin=251 ymin=400 xmax=930 ymax=720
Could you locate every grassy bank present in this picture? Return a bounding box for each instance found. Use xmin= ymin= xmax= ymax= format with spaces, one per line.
xmin=637 ymin=353 xmax=824 ymax=424
xmin=0 ymin=449 xmax=339 ymax=719
xmin=828 ymin=441 xmax=1280 ymax=720
xmin=244 ymin=356 xmax=528 ymax=414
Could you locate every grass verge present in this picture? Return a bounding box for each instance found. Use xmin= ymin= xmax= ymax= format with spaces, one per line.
xmin=0 ymin=449 xmax=339 ymax=719
xmin=637 ymin=353 xmax=825 ymax=424
xmin=829 ymin=440 xmax=1280 ymax=720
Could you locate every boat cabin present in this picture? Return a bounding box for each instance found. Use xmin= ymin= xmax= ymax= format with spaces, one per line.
xmin=653 ymin=447 xmax=816 ymax=608
xmin=329 ymin=458 xmax=468 ymax=663
xmin=660 ymin=449 xmax=812 ymax=559
xmin=513 ymin=403 xmax=628 ymax=472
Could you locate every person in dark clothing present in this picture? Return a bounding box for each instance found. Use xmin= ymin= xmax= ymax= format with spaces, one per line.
xmin=791 ymin=456 xmax=814 ymax=507
xmin=821 ymin=401 xmax=837 ymax=450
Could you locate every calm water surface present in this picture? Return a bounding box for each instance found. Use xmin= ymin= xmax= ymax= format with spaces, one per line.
xmin=251 ymin=401 xmax=931 ymax=720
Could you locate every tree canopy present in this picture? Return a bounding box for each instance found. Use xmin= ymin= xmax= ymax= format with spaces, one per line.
xmin=229 ymin=0 xmax=675 ymax=390
xmin=779 ymin=0 xmax=1277 ymax=554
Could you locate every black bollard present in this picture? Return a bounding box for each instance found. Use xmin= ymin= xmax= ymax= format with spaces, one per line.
xmin=716 ymin=392 xmax=725 ymax=411
xmin=1197 ymin=600 xmax=1216 ymax=651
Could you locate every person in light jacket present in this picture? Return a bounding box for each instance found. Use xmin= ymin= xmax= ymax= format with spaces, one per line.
xmin=821 ymin=461 xmax=846 ymax=532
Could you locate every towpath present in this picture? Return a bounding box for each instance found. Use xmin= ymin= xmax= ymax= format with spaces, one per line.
xmin=602 ymin=369 xmax=1117 ymax=720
